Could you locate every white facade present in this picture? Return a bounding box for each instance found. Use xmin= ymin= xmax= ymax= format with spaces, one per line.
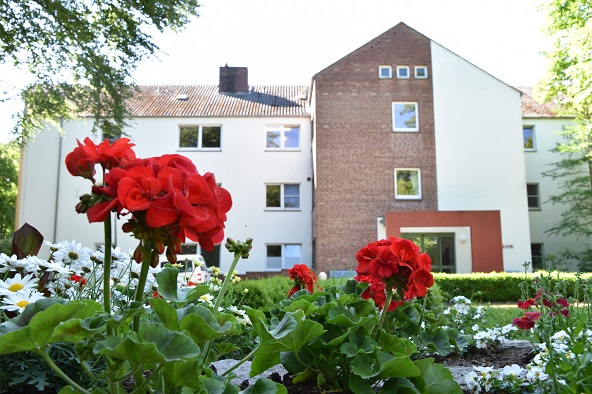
xmin=18 ymin=115 xmax=313 ymax=274
xmin=430 ymin=41 xmax=532 ymax=272
xmin=523 ymin=117 xmax=587 ymax=270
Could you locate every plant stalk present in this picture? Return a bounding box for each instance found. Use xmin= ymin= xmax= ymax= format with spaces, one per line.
xmin=376 ymin=288 xmax=394 ymax=340
xmin=103 ymin=216 xmax=112 ymax=315
xmin=38 ymin=348 xmax=91 ymax=394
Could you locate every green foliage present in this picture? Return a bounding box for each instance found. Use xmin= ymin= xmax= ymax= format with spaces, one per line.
xmin=229 ymin=275 xmax=293 ymax=310
xmin=433 ymin=272 xmax=592 ymax=302
xmin=536 ymin=0 xmax=592 ymax=239
xmin=0 ymin=0 xmax=201 ymax=143
xmin=269 ymin=280 xmax=462 ymax=393
xmin=0 ymin=143 xmax=18 ymax=238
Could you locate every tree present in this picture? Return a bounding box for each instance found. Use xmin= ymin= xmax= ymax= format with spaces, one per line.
xmin=0 ymin=142 xmax=18 ymax=253
xmin=0 ymin=0 xmax=200 ymax=143
xmin=536 ymin=0 xmax=592 ymax=239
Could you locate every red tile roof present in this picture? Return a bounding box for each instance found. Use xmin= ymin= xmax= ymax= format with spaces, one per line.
xmin=516 ymin=86 xmax=567 ymax=118
xmin=126 ymin=85 xmax=309 ymax=117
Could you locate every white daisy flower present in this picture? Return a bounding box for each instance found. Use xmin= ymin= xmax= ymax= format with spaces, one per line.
xmin=0 ymin=290 xmax=45 ymax=312
xmin=0 ymin=273 xmax=39 ymax=295
xmin=199 ymin=293 xmax=214 ymax=305
xmin=53 ymin=241 xmax=93 ymax=266
xmin=502 ymin=364 xmax=523 ymax=379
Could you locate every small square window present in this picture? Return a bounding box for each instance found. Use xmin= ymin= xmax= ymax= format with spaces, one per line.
xmin=523 ymin=126 xmax=536 ymax=151
xmin=266 ymin=125 xmax=300 ymax=150
xmin=414 ymin=66 xmax=428 ymax=79
xmin=392 ymin=102 xmax=419 ymax=132
xmin=395 ymin=169 xmax=421 ymax=199
xmin=179 ymin=125 xmax=222 ymax=150
xmin=527 ymin=183 xmax=540 ymax=210
xmin=396 ymin=66 xmax=410 ymax=79
xmin=379 ymin=65 xmax=392 ymax=79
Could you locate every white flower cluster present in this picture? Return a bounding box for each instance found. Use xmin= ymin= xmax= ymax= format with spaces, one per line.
xmin=472 ymin=324 xmax=519 ymax=349
xmin=0 ymin=240 xmax=158 ymax=314
xmin=465 ymin=328 xmax=592 ymax=393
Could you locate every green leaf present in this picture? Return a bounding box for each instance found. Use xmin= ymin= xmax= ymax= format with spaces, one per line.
xmin=1 ymin=298 xmax=68 ymax=333
xmin=349 ymin=374 xmax=375 ymax=394
xmin=51 ymin=313 xmax=109 ymax=342
xmin=239 ymin=378 xmax=287 ymax=394
xmin=151 ymin=297 xmax=179 ymax=330
xmin=155 ymin=267 xmax=209 ymax=303
xmin=411 ymin=358 xmax=462 ymax=394
xmin=197 ymin=376 xmax=229 ymax=394
xmin=279 ymin=319 xmax=326 ymax=353
xmin=378 ymin=331 xmax=417 ymax=357
xmin=179 ymin=305 xmax=237 ymax=343
xmin=378 ymin=354 xmax=420 ymax=379
xmin=340 ymin=327 xmax=376 ymax=357
xmin=94 ymin=334 xmax=165 ymax=364
xmin=280 ymin=351 xmax=305 ymax=374
xmin=28 ymin=300 xmax=102 ymax=345
xmin=380 ymin=377 xmax=421 ymax=394
xmin=281 ymin=299 xmax=317 ymax=316
xmin=350 ymin=353 xmax=378 ymax=379
xmin=164 ymin=358 xmax=202 ymax=390
xmin=417 ymin=330 xmax=455 ymax=356
xmin=139 ymin=322 xmax=201 ymax=362
xmin=0 ymin=325 xmax=35 ymax=354
xmin=251 ymin=351 xmax=282 ymax=377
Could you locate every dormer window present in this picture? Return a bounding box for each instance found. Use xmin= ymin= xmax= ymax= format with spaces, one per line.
xmin=379 ymin=65 xmax=392 ymax=79
xmin=396 ymin=66 xmax=410 ymax=79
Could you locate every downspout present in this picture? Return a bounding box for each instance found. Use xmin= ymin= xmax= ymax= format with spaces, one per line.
xmin=52 ymin=119 xmax=63 ymax=243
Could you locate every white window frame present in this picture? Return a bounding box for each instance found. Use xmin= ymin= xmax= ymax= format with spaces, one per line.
xmin=394 ymin=168 xmax=422 ymax=200
xmin=178 ymin=125 xmax=222 ymax=151
xmin=265 ymin=125 xmax=301 ymax=150
xmin=379 ymin=65 xmax=392 ymax=79
xmin=392 ymin=102 xmax=419 ymax=132
xmin=266 ymin=243 xmax=302 ymax=270
xmin=414 ymin=66 xmax=428 ymax=79
xmin=266 ymin=183 xmax=301 ymax=210
xmin=527 ymin=183 xmax=541 ymax=210
xmin=396 ymin=65 xmax=410 ymax=79
xmin=523 ymin=126 xmax=536 ymax=151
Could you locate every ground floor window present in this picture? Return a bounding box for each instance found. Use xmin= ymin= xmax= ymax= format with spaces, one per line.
xmin=531 ymin=243 xmax=544 ymax=271
xmin=178 ymin=243 xmax=220 ymax=268
xmin=266 ymin=244 xmax=301 ymax=270
xmin=400 ymin=232 xmax=456 ymax=273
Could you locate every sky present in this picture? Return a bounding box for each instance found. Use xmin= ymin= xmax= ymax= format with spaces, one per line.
xmin=0 ymin=0 xmax=551 ymax=143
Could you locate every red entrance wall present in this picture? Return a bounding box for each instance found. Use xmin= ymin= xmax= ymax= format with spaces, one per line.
xmin=385 ymin=211 xmax=503 ymax=272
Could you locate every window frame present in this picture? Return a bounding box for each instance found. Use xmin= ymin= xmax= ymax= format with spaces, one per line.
xmin=266 ymin=243 xmax=302 ymax=270
xmin=396 ymin=65 xmax=410 ymax=79
xmin=178 ymin=125 xmax=222 ymax=151
xmin=266 ymin=183 xmax=301 ymax=210
xmin=530 ymin=243 xmax=544 ymax=271
xmin=527 ymin=183 xmax=541 ymax=210
xmin=414 ymin=66 xmax=428 ymax=79
xmin=394 ymin=168 xmax=422 ymax=200
xmin=265 ymin=125 xmax=301 ymax=151
xmin=392 ymin=102 xmax=419 ymax=132
xmin=379 ymin=65 xmax=392 ymax=79
xmin=523 ymin=126 xmax=536 ymax=151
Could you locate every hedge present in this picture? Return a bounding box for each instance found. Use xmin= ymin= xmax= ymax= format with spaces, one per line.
xmin=433 ymin=271 xmax=592 ymax=303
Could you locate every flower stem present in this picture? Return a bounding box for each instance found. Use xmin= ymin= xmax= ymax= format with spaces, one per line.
xmin=133 ymin=246 xmax=153 ymax=332
xmin=415 ymin=292 xmax=429 ymax=337
xmin=103 ymin=216 xmax=112 ymax=315
xmin=38 ymin=348 xmax=91 ymax=394
xmin=376 ymin=288 xmax=394 ymax=340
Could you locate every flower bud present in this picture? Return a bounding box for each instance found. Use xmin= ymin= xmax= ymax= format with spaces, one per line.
xmin=150 ymin=251 xmax=159 ymax=268
xmin=155 ymin=240 xmax=165 ymax=255
xmin=168 ymin=237 xmax=182 ymax=254
xmin=122 ymin=222 xmax=135 ymax=233
xmin=133 ymin=245 xmax=144 ymax=264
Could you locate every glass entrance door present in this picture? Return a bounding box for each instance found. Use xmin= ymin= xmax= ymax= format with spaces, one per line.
xmin=400 ymin=233 xmax=456 ymax=273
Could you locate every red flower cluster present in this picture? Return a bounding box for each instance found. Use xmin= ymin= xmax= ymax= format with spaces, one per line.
xmin=354 ymin=237 xmax=434 ymax=312
xmin=513 ymin=288 xmax=570 ymax=330
xmin=287 ymin=264 xmax=320 ymax=298
xmin=66 ymin=137 xmax=232 ymax=260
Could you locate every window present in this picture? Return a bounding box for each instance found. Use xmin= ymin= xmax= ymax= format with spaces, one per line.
xmin=523 ymin=126 xmax=536 ymax=150
xmin=266 ymin=184 xmax=300 ymax=209
xmin=266 ymin=244 xmax=301 ymax=269
xmin=379 ymin=65 xmax=392 ymax=78
xmin=531 ymin=243 xmax=544 ymax=271
xmin=395 ymin=169 xmax=421 ymax=199
xmin=396 ymin=66 xmax=410 ymax=79
xmin=266 ymin=125 xmax=300 ymax=150
xmin=179 ymin=125 xmax=221 ymax=149
xmin=527 ymin=183 xmax=540 ymax=210
xmin=392 ymin=102 xmax=419 ymax=132
xmin=101 ymin=130 xmax=123 ymax=144
xmin=401 ymin=233 xmax=456 ymax=273
xmin=414 ymin=66 xmax=428 ymax=79
xmin=177 ymin=243 xmax=220 ymax=267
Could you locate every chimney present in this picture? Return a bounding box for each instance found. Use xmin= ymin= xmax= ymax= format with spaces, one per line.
xmin=219 ymin=65 xmax=249 ymax=93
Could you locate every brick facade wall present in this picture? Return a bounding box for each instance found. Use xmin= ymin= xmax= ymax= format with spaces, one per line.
xmin=313 ymin=23 xmax=438 ymax=274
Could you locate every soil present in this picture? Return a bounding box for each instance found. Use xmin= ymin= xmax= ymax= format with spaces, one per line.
xmin=251 ymin=344 xmax=536 ymax=394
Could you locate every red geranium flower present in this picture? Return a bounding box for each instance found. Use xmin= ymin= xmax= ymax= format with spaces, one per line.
xmin=287 ymin=264 xmax=320 ymax=297
xmin=513 ymin=311 xmax=541 ymax=330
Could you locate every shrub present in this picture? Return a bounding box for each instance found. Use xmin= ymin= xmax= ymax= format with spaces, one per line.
xmin=229 ymin=275 xmax=293 ymax=310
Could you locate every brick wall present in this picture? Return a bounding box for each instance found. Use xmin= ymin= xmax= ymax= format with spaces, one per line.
xmin=312 ymin=23 xmax=438 ymax=274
